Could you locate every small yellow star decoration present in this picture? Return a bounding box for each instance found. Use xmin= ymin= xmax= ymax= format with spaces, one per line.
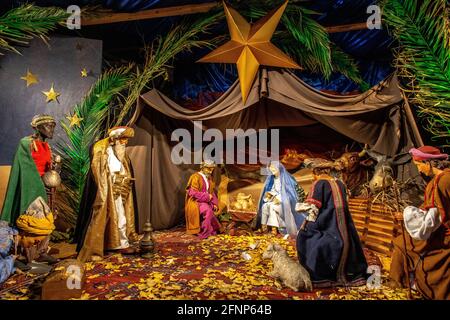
xmin=66 ymin=113 xmax=83 ymax=127
xmin=42 ymin=84 xmax=61 ymax=103
xmin=20 ymin=70 xmax=39 ymax=87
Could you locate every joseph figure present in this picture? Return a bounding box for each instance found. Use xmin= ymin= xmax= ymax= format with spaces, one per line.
xmin=75 ymin=126 xmax=139 ymax=262
xmin=1 ymin=114 xmax=58 ymax=266
xmin=185 ymin=160 xmax=221 ymax=239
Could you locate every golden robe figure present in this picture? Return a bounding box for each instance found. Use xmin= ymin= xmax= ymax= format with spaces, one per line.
xmin=76 ymin=127 xmax=139 ymax=262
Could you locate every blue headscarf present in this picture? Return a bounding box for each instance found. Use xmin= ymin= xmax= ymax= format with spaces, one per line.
xmin=257 ymin=161 xmax=305 ymax=236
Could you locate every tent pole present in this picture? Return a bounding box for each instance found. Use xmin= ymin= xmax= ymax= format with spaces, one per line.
xmin=149 ymin=107 xmax=154 ymax=227
xmin=401 ymin=91 xmax=424 ymax=147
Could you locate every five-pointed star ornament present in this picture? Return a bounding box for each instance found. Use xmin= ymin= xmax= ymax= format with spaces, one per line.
xmin=42 ymin=84 xmax=61 ymax=103
xmin=20 ymin=70 xmax=39 ymax=87
xmin=197 ymin=1 xmax=300 ymax=103
xmin=81 ymin=68 xmax=88 ymax=77
xmin=66 ymin=113 xmax=83 ymax=127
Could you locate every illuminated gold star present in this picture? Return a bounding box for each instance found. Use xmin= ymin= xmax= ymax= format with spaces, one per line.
xmin=197 ymin=1 xmax=300 ymax=103
xmin=20 ymin=70 xmax=39 ymax=87
xmin=81 ymin=68 xmax=88 ymax=77
xmin=66 ymin=113 xmax=83 ymax=127
xmin=42 ymin=84 xmax=60 ymax=103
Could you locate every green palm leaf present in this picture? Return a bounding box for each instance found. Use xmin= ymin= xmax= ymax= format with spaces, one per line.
xmin=276 ymin=32 xmax=367 ymax=88
xmin=234 ymin=1 xmax=332 ymax=78
xmin=226 ymin=0 xmax=365 ymax=88
xmin=0 ymin=4 xmax=69 ymax=54
xmin=330 ymin=44 xmax=369 ymax=90
xmin=115 ymin=12 xmax=222 ymax=125
xmin=382 ymin=0 xmax=450 ymax=146
xmin=57 ymin=66 xmax=132 ymax=226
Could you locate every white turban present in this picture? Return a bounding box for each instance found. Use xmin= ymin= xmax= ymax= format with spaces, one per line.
xmin=200 ymin=159 xmax=216 ymax=169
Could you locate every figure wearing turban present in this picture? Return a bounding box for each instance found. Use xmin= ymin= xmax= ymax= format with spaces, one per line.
xmin=1 ymin=114 xmax=58 ymax=266
xmin=296 ymin=159 xmax=368 ymax=288
xmin=75 ymin=126 xmax=139 ymax=262
xmin=389 ymin=146 xmax=449 ymax=300
xmin=185 ymin=160 xmax=221 ymax=239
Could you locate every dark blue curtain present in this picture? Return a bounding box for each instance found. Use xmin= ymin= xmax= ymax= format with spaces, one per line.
xmin=171 ymin=0 xmax=394 ymax=98
xmin=4 ymin=0 xmax=395 ymax=98
xmin=170 ymin=0 xmax=395 ymax=98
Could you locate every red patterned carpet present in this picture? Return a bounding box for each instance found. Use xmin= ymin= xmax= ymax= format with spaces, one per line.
xmin=0 ymin=227 xmax=421 ymax=300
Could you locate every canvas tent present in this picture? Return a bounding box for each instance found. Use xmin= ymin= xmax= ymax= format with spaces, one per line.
xmin=127 ymin=68 xmax=423 ymax=232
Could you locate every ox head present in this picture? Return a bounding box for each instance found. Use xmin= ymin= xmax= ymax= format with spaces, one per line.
xmin=333 ymin=147 xmax=369 ymax=173
xmin=367 ymin=150 xmax=411 ymax=193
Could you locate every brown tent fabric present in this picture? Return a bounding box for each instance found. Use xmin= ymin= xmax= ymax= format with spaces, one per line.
xmin=127 ymin=69 xmax=422 ymax=232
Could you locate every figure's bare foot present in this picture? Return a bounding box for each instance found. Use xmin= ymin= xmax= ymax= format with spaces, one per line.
xmin=385 ymin=279 xmax=403 ymax=289
xmin=91 ymin=255 xmax=103 ymax=262
xmin=271 ymin=227 xmax=278 ymax=236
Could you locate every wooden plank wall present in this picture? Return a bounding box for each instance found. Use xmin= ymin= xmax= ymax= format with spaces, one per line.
xmin=349 ymin=198 xmax=401 ymax=256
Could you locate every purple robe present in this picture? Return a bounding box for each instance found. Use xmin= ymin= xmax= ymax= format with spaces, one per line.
xmin=187 ymin=174 xmax=220 ymax=239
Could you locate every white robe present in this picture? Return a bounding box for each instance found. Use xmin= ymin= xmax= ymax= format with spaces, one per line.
xmin=403 ymin=206 xmax=442 ymax=241
xmin=261 ymin=177 xmax=282 ymax=228
xmin=106 ymin=146 xmax=130 ymax=249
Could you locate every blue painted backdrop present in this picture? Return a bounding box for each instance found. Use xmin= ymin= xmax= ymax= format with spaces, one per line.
xmin=3 ymin=0 xmax=394 ymax=101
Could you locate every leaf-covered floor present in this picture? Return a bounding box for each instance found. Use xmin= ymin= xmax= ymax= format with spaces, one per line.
xmin=0 ymin=228 xmax=422 ymax=300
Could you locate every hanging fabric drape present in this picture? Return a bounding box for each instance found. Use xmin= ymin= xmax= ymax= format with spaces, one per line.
xmin=127 ymin=69 xmax=422 ymax=232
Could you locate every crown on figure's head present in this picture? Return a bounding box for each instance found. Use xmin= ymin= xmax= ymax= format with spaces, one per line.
xmin=30 ymin=114 xmax=55 ymax=128
xmin=108 ymin=126 xmax=135 ymax=139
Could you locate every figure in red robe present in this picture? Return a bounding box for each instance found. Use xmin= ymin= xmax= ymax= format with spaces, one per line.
xmin=389 ymin=146 xmax=449 ymax=300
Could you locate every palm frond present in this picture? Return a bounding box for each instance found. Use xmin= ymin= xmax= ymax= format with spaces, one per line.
xmin=382 ymin=0 xmax=450 ymax=146
xmin=114 ymin=12 xmax=222 ymax=125
xmin=330 ymin=44 xmax=369 ymax=90
xmin=56 ymin=66 xmax=132 ymax=225
xmin=226 ymin=0 xmax=365 ymax=88
xmin=281 ymin=5 xmax=333 ymax=79
xmin=0 ymin=4 xmax=69 ymax=55
xmin=233 ymin=0 xmax=332 ymax=78
xmin=276 ymin=32 xmax=367 ymax=88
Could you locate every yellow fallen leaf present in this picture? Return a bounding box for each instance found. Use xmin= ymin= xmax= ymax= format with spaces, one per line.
xmin=79 ymin=293 xmax=91 ymax=300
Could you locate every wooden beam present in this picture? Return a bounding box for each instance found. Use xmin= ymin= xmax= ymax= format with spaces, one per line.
xmin=325 ymin=22 xmax=371 ymax=33
xmin=81 ymin=2 xmax=219 ymax=26
xmin=81 ymin=2 xmax=372 ymax=34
